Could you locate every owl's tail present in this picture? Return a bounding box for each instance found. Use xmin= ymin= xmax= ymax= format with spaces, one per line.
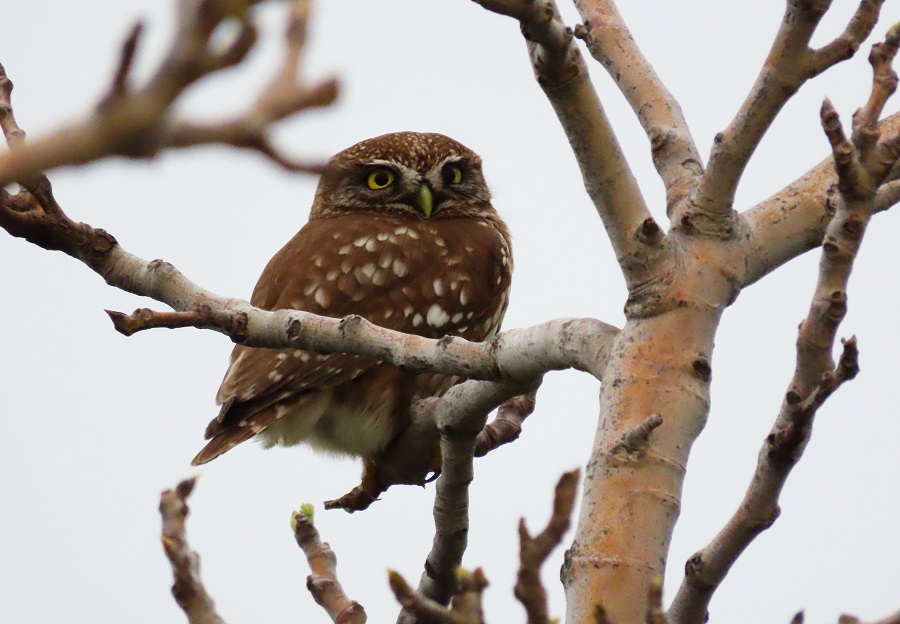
xmin=191 ymin=428 xmax=257 ymax=465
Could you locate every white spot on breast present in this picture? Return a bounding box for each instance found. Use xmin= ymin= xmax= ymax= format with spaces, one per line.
xmin=338 ymin=244 xmax=352 ymax=255
xmin=362 ymin=263 xmax=376 ymax=278
xmin=412 ymin=313 xmax=424 ymax=327
xmin=365 ymin=239 xmax=378 ymax=252
xmin=393 ymin=258 xmax=409 ymax=277
xmin=379 ymin=254 xmax=393 ymax=269
xmin=268 ymin=370 xmax=284 ymax=383
xmin=404 ymin=306 xmax=414 ymax=318
xmin=377 ymin=232 xmax=390 ymax=242
xmin=372 ymin=270 xmax=387 ymax=286
xmin=451 ymin=312 xmax=463 ymax=323
xmin=426 ymin=304 xmax=450 ymax=327
xmin=353 ymin=236 xmax=370 ymax=247
xmin=303 ymin=282 xmax=318 ymax=296
xmin=433 ymin=279 xmax=444 ymax=296
xmin=341 ymin=258 xmax=353 ymax=273
xmin=326 ymin=268 xmax=340 ymax=281
xmin=466 ymin=311 xmax=475 ymax=320
xmin=460 ymin=288 xmax=470 ymax=306
xmin=394 ymin=226 xmax=408 ymax=235
xmin=434 ymin=236 xmax=446 ymax=247
xmin=407 ymin=229 xmax=420 ymax=240
xmin=315 ymin=288 xmax=331 ymax=309
xmin=313 ymin=256 xmax=325 ymax=268
xmin=276 ymin=352 xmax=288 ymax=362
xmin=384 ymin=309 xmax=394 ymax=319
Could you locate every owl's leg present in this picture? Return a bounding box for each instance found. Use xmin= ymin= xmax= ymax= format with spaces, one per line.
xmin=323 ymin=458 xmax=384 ymax=513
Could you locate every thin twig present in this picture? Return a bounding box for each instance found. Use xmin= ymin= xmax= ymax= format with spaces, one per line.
xmin=514 ymin=469 xmax=580 ymax=624
xmin=291 ymin=506 xmax=367 ymax=623
xmin=474 ymin=388 xmax=539 ymax=457
xmin=159 ymin=478 xmax=227 ymax=624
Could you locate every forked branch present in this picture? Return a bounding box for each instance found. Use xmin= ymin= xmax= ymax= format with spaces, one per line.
xmin=572 ymin=0 xmax=702 ymax=212
xmin=0 ymin=0 xmax=337 ymax=185
xmin=515 ymin=469 xmax=579 ymax=624
xmin=471 ymin=0 xmax=653 ymax=282
xmin=697 ymin=0 xmax=884 ymax=217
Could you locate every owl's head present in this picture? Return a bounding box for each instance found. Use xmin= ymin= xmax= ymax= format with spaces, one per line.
xmin=310 ymin=132 xmax=493 ymax=220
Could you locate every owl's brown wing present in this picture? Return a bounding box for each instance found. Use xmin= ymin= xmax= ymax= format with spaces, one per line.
xmin=193 ymin=211 xmax=512 ymax=465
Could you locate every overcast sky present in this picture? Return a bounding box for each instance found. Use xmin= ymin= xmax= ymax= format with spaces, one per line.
xmin=2 ymin=2 xmax=899 ymax=623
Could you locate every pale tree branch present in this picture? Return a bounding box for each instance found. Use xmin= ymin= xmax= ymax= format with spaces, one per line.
xmin=697 ymin=0 xmax=884 ymax=218
xmin=159 ymin=478 xmax=226 ymax=624
xmin=514 ymin=469 xmax=579 ymax=624
xmin=0 ymin=61 xmax=618 ymax=384
xmin=471 ymin=0 xmax=654 ymax=285
xmin=572 ymin=0 xmax=703 ymax=213
xmin=0 ymin=0 xmax=337 ymax=185
xmin=291 ymin=506 xmax=367 ymax=623
xmin=669 ymin=32 xmax=900 ymax=623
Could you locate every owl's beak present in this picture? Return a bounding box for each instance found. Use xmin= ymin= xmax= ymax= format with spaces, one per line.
xmin=417 ymin=183 xmax=434 ymax=218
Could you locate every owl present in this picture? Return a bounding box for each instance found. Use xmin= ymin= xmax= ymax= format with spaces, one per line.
xmin=191 ymin=132 xmax=513 ymax=473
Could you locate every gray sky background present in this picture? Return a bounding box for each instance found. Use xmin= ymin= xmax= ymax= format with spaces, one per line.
xmin=1 ymin=2 xmax=899 ymax=623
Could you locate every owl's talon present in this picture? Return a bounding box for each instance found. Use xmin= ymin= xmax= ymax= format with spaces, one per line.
xmin=323 ymin=485 xmax=381 ymax=513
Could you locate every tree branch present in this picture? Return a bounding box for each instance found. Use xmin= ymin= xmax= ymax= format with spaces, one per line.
xmin=292 ymin=505 xmax=367 ymax=623
xmin=159 ymin=478 xmax=227 ymax=624
xmin=165 ymin=0 xmax=339 ymax=173
xmin=471 ymin=0 xmax=653 ymax=284
xmin=572 ymin=0 xmax=702 ymax=213
xmin=0 ymin=0 xmax=336 ymax=185
xmin=697 ymin=0 xmax=884 ymax=217
xmin=514 ymin=469 xmax=579 ymax=624
xmin=474 ymin=389 xmax=538 ymax=457
xmin=669 ymin=32 xmax=900 ymax=622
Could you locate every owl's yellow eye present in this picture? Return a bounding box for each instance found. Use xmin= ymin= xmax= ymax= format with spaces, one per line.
xmin=447 ymin=165 xmax=463 ymax=184
xmin=367 ymin=169 xmax=395 ymax=190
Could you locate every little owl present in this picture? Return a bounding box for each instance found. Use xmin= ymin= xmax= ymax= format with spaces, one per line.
xmin=191 ymin=132 xmax=513 ymax=479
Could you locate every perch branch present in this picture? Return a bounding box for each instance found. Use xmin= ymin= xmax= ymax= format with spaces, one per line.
xmin=696 ymin=0 xmax=884 ymax=217
xmin=669 ymin=32 xmax=900 ymax=624
xmin=0 ymin=61 xmax=618 ymax=383
xmin=572 ymin=0 xmax=702 ymax=212
xmin=0 ymin=0 xmax=336 ymax=185
xmin=291 ymin=506 xmax=367 ymax=623
xmin=159 ymin=478 xmax=226 ymax=624
xmin=515 ymin=469 xmax=580 ymax=624
xmin=471 ymin=0 xmax=654 ymax=282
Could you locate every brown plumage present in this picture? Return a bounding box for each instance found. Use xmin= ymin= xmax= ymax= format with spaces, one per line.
xmin=192 ymin=132 xmax=512 ymax=466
